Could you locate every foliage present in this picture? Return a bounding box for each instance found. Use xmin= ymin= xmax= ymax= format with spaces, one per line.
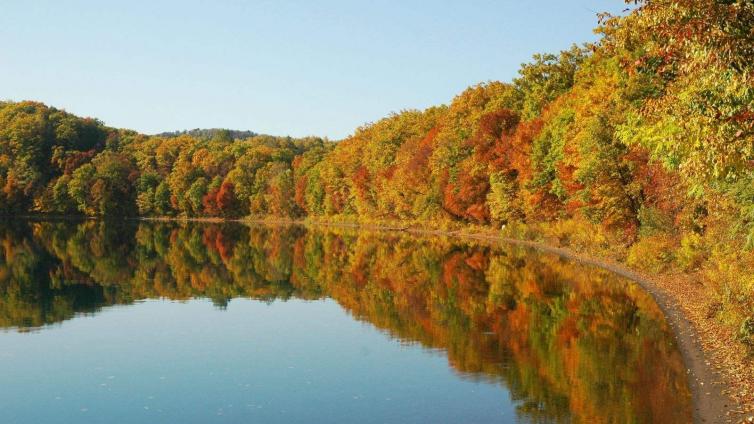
xmin=626 ymin=235 xmax=675 ymax=273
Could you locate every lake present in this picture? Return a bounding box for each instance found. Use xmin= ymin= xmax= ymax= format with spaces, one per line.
xmin=0 ymin=220 xmax=692 ymax=423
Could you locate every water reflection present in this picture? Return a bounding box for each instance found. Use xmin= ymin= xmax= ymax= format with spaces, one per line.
xmin=0 ymin=220 xmax=692 ymax=423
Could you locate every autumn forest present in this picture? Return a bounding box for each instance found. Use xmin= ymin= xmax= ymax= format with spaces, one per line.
xmin=1 ymin=0 xmax=753 ymax=399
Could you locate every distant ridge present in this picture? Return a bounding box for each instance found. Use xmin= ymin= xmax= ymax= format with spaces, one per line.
xmin=155 ymin=128 xmax=258 ymax=140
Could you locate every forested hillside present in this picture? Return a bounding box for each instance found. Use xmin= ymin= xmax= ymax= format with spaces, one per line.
xmin=1 ymin=0 xmax=752 ymax=358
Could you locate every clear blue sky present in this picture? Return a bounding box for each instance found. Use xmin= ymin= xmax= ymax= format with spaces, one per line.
xmin=0 ymin=1 xmax=627 ymax=139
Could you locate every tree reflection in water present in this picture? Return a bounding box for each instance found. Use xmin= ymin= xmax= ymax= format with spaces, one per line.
xmin=0 ymin=220 xmax=692 ymax=423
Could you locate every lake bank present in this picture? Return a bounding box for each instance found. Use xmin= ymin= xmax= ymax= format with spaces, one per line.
xmin=275 ymin=218 xmax=741 ymax=423
xmin=178 ymin=215 xmax=747 ymax=423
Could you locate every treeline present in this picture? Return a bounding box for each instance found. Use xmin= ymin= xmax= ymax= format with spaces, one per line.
xmin=155 ymin=128 xmax=258 ymax=140
xmin=0 ymin=103 xmax=329 ymax=217
xmin=2 ymin=2 xmax=753 ymax=230
xmin=0 ymin=1 xmax=752 ymax=341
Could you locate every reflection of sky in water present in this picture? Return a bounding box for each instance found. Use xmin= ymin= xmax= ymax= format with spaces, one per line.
xmin=0 ymin=299 xmax=517 ymax=424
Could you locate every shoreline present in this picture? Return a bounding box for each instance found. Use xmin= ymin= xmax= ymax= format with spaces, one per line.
xmin=465 ymin=233 xmax=732 ymax=424
xmin=258 ymin=218 xmax=735 ymax=423
xmin=139 ymin=215 xmax=738 ymax=422
xmin=237 ymin=217 xmax=743 ymax=423
xmin=14 ymin=215 xmax=741 ymax=422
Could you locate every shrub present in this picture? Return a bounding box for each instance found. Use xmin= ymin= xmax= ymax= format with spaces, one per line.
xmin=675 ymin=233 xmax=706 ymax=271
xmin=626 ymin=235 xmax=676 ymax=273
xmin=638 ymin=206 xmax=673 ymax=236
xmin=542 ymin=218 xmax=611 ymax=253
xmin=739 ymin=316 xmax=754 ymax=350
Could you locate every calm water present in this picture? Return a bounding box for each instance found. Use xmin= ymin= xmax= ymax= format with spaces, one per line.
xmin=0 ymin=221 xmax=692 ymax=423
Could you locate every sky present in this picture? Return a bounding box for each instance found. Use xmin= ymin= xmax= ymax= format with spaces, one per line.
xmin=0 ymin=1 xmax=628 ymax=139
